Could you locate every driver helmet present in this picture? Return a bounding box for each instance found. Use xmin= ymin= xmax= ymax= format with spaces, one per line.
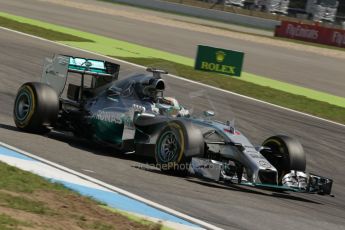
xmin=156 ymin=97 xmax=181 ymax=116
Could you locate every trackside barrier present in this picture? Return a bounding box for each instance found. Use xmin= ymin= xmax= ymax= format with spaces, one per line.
xmin=275 ymin=21 xmax=345 ymax=48
xmin=107 ymin=0 xmax=280 ymax=30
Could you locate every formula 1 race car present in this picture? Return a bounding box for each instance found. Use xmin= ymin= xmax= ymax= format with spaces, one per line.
xmin=13 ymin=54 xmax=333 ymax=195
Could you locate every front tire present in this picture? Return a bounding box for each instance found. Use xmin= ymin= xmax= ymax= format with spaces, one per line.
xmin=13 ymin=82 xmax=59 ymax=133
xmin=155 ymin=121 xmax=189 ymax=175
xmin=261 ymin=135 xmax=306 ymax=183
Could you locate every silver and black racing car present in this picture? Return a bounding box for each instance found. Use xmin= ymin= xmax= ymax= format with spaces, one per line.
xmin=13 ymin=54 xmax=333 ymax=195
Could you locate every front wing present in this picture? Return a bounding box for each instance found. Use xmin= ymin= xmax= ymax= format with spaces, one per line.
xmin=189 ymin=157 xmax=334 ymax=196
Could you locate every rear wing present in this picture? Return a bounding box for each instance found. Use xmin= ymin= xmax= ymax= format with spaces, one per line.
xmin=41 ymin=54 xmax=120 ymax=96
xmin=66 ymin=55 xmax=120 ymax=77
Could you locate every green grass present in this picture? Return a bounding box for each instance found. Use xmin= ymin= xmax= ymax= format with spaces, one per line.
xmin=0 ymin=161 xmax=166 ymax=229
xmin=114 ymin=57 xmax=345 ymax=124
xmin=0 ymin=161 xmax=67 ymax=193
xmin=0 ymin=214 xmax=32 ymax=230
xmin=0 ymin=192 xmax=52 ymax=215
xmin=0 ymin=162 xmax=102 ymax=206
xmin=0 ymin=16 xmax=93 ymax=42
xmin=101 ymin=206 xmax=168 ymax=230
xmin=77 ymin=219 xmax=116 ymax=230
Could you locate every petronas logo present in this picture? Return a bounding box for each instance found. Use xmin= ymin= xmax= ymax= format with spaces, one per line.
xmin=216 ymin=51 xmax=226 ymax=63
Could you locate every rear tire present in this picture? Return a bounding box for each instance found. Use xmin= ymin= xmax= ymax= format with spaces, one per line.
xmin=261 ymin=135 xmax=306 ymax=183
xmin=13 ymin=82 xmax=59 ymax=133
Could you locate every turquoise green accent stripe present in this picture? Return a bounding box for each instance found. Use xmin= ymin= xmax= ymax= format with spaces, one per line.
xmin=1 ymin=11 xmax=345 ymax=108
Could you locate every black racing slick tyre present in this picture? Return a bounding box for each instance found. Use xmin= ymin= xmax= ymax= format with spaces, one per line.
xmin=13 ymin=82 xmax=59 ymax=133
xmin=261 ymin=135 xmax=306 ymax=182
xmin=155 ymin=121 xmax=190 ymax=175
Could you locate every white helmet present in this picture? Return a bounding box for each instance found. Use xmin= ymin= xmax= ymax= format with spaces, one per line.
xmin=156 ymin=97 xmax=181 ymax=116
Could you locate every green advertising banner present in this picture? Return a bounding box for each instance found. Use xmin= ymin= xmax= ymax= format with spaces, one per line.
xmin=194 ymin=45 xmax=244 ymax=77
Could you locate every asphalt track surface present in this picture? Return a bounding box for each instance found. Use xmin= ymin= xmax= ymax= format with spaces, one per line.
xmin=0 ymin=0 xmax=345 ymax=97
xmin=1 ymin=28 xmax=345 ymax=230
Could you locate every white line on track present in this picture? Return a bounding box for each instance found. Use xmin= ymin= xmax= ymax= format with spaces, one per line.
xmin=81 ymin=169 xmax=95 ymax=173
xmin=1 ymin=26 xmax=344 ymax=129
xmin=0 ymin=142 xmax=221 ymax=230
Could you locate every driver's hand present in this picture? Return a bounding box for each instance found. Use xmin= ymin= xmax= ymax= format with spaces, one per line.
xmin=133 ymin=104 xmax=146 ymax=113
xmin=151 ymin=104 xmax=160 ymax=114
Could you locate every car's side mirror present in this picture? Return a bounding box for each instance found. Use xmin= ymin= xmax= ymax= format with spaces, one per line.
xmin=106 ymin=86 xmax=122 ymax=96
xmin=258 ymin=146 xmax=271 ymax=154
xmin=204 ymin=110 xmax=215 ymax=117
